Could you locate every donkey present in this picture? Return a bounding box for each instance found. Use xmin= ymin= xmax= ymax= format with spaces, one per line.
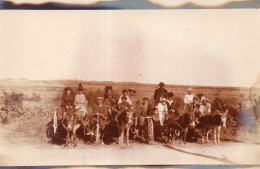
xmin=197 ymin=113 xmax=222 ymax=144
xmin=114 ymin=103 xmax=135 ymax=146
xmin=62 ymin=107 xmax=81 ymax=147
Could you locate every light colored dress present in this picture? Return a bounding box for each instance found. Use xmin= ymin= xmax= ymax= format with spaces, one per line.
xmin=74 ymin=94 xmax=87 ymax=115
xmin=154 ymin=103 xmax=168 ymax=125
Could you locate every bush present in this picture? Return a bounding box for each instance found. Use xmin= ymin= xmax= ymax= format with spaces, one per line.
xmin=27 ymin=92 xmax=41 ymax=102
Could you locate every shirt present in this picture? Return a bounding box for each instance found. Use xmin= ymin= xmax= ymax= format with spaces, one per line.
xmin=184 ymin=94 xmax=194 ymax=104
xmin=118 ymin=95 xmax=132 ymax=105
xmin=199 ymin=103 xmax=211 ymax=115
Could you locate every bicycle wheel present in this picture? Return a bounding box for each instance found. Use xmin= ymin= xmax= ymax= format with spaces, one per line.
xmin=95 ymin=124 xmax=100 ymax=144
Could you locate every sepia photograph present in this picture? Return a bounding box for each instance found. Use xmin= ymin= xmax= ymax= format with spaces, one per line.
xmin=0 ymin=5 xmax=260 ymax=167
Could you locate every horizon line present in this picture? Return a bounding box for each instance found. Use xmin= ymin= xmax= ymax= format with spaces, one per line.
xmin=1 ymin=78 xmax=259 ymax=90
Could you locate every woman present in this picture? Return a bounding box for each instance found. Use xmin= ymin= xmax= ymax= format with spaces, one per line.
xmin=61 ymin=87 xmax=74 ymax=109
xmin=74 ymin=83 xmax=88 ymax=116
xmin=154 ymin=98 xmax=168 ymax=126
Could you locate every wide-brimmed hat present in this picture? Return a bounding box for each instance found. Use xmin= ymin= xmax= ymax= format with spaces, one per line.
xmin=197 ymin=94 xmax=204 ymax=97
xmin=143 ymin=97 xmax=149 ymax=101
xmin=97 ymin=97 xmax=103 ymax=100
xmin=188 ymin=88 xmax=192 ymax=92
xmin=201 ymin=97 xmax=207 ymax=102
xmin=129 ymin=88 xmax=136 ymax=93
xmin=159 ymin=82 xmax=165 ymax=86
xmin=122 ymin=89 xmax=128 ymax=93
xmin=168 ymin=92 xmax=174 ymax=97
xmin=78 ymin=83 xmax=84 ymax=91
xmin=193 ymin=96 xmax=198 ymax=100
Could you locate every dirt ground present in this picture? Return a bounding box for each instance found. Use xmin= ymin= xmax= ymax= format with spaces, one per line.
xmin=1 ymin=126 xmax=260 ymax=166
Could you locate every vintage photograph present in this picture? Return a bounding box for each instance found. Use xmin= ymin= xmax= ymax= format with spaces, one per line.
xmin=0 ymin=8 xmax=260 ymax=166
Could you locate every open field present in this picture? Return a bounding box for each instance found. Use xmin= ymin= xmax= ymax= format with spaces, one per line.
xmin=0 ymin=79 xmax=260 ymax=165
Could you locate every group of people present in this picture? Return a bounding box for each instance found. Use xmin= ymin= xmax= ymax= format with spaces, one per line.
xmin=59 ymin=82 xmax=229 ymax=143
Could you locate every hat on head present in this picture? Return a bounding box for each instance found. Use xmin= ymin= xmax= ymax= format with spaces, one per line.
xmin=129 ymin=88 xmax=136 ymax=93
xmin=159 ymin=82 xmax=165 ymax=86
xmin=64 ymin=87 xmax=72 ymax=92
xmin=78 ymin=83 xmax=83 ymax=91
xmin=188 ymin=88 xmax=192 ymax=92
xmin=122 ymin=89 xmax=128 ymax=93
xmin=168 ymin=92 xmax=174 ymax=97
xmin=201 ymin=97 xmax=207 ymax=102
xmin=197 ymin=94 xmax=204 ymax=98
xmin=143 ymin=97 xmax=149 ymax=101
xmin=97 ymin=97 xmax=103 ymax=100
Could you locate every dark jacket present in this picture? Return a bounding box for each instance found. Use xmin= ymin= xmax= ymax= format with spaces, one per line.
xmin=140 ymin=102 xmax=154 ymax=117
xmin=92 ymin=104 xmax=108 ymax=130
xmin=153 ymin=88 xmax=168 ymax=103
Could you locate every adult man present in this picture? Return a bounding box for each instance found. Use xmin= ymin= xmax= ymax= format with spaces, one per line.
xmin=128 ymin=88 xmax=141 ymax=127
xmin=154 ymin=82 xmax=168 ymax=105
xmin=118 ymin=89 xmax=132 ymax=105
xmin=129 ymin=88 xmax=139 ymax=106
xmin=92 ymin=97 xmax=108 ymax=144
xmin=184 ymin=88 xmax=195 ymax=112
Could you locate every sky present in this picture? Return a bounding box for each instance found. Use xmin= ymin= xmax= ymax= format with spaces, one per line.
xmin=0 ymin=10 xmax=259 ymax=87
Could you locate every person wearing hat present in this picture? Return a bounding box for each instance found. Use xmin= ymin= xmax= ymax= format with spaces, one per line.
xmin=61 ymin=87 xmax=75 ymax=110
xmin=128 ymin=88 xmax=141 ymax=127
xmin=154 ymin=82 xmax=168 ymax=105
xmin=104 ymin=92 xmax=117 ymax=119
xmin=74 ymin=83 xmax=88 ymax=116
xmin=92 ymin=96 xmax=108 ymax=144
xmin=199 ymin=97 xmax=211 ymax=115
xmin=129 ymin=88 xmax=139 ymax=105
xmin=166 ymin=92 xmax=175 ymax=113
xmin=118 ymin=89 xmax=132 ymax=105
xmin=184 ymin=88 xmax=195 ymax=112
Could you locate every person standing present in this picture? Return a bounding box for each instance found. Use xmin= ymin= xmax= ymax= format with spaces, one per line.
xmin=153 ymin=82 xmax=168 ymax=105
xmin=184 ymin=88 xmax=194 ymax=112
